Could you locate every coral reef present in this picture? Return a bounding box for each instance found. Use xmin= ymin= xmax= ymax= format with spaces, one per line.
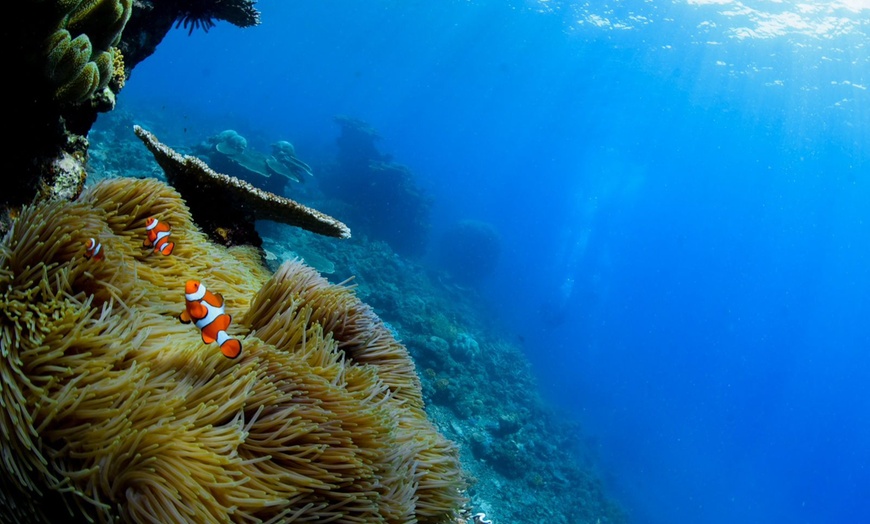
xmin=86 ymin=116 xmax=628 ymax=524
xmin=174 ymin=0 xmax=260 ymax=35
xmin=333 ymin=115 xmax=391 ymax=170
xmin=272 ymin=140 xmax=315 ymax=183
xmin=320 ymin=117 xmax=432 ymax=257
xmin=192 ymin=130 xmax=315 ymax=196
xmin=434 ymin=220 xmax=502 ymax=286
xmin=135 ymin=125 xmax=350 ymax=247
xmin=86 ymin=108 xmax=163 ymax=182
xmin=0 ymin=177 xmax=467 ymax=523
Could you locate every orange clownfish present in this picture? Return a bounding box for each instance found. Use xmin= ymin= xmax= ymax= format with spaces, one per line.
xmin=143 ymin=216 xmax=175 ymax=256
xmin=180 ymin=280 xmax=242 ymax=359
xmin=84 ymin=238 xmax=105 ymax=261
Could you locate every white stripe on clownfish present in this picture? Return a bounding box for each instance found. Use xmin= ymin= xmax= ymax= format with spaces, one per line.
xmin=216 ymin=331 xmax=231 ymax=346
xmin=194 ymin=299 xmax=225 ymax=331
xmin=85 ymin=238 xmax=104 ymax=260
xmin=154 ymin=230 xmax=171 ymax=243
xmin=185 ymin=285 xmax=206 ymax=302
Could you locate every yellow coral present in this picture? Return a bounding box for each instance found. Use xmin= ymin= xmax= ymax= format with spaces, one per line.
xmin=110 ymin=45 xmax=126 ymax=90
xmin=0 ymin=177 xmax=466 ymax=523
xmin=93 ymin=49 xmax=113 ymax=90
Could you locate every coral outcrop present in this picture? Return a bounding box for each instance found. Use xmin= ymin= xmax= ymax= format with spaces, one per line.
xmin=0 ymin=177 xmax=467 ymax=523
xmin=8 ymin=0 xmax=133 ymax=215
xmin=4 ymin=0 xmax=263 ymax=231
xmin=116 ymin=0 xmax=260 ymax=80
xmin=320 ymin=117 xmax=432 ymax=257
xmin=135 ymin=125 xmax=350 ymax=247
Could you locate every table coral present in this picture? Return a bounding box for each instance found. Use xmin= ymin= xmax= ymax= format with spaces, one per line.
xmin=135 ymin=125 xmax=350 ymax=246
xmin=0 ymin=177 xmax=466 ymax=523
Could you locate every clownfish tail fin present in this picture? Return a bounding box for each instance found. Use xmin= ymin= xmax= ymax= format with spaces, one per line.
xmin=221 ymin=338 xmax=242 ymax=359
xmin=161 ymin=242 xmax=175 ymax=256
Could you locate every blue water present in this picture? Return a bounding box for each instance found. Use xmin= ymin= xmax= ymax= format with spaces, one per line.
xmin=120 ymin=1 xmax=870 ymax=522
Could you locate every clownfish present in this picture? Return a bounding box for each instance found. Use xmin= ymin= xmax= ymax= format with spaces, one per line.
xmin=180 ymin=280 xmax=242 ymax=359
xmin=84 ymin=238 xmax=105 ymax=261
xmin=143 ymin=216 xmax=175 ymax=256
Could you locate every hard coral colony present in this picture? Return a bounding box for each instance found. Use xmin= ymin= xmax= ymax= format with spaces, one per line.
xmin=0 ymin=178 xmax=467 ymax=522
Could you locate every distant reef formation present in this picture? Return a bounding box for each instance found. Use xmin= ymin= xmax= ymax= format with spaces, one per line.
xmin=319 ymin=116 xmax=433 ymax=258
xmin=190 ymin=129 xmax=316 ymax=196
xmin=4 ymin=0 xmax=261 ymax=231
xmin=0 ymin=177 xmax=468 ymax=523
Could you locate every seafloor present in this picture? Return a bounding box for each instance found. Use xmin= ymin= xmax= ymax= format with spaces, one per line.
xmin=86 ymin=105 xmax=628 ymax=524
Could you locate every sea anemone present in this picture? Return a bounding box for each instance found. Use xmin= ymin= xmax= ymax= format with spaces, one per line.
xmin=0 ymin=177 xmax=467 ymax=523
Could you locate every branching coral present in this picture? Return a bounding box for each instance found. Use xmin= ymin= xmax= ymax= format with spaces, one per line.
xmin=0 ymin=177 xmax=467 ymax=523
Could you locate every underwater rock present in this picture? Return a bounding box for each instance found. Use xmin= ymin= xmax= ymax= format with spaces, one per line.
xmin=427 ymin=335 xmax=452 ymax=361
xmin=135 ymin=125 xmax=350 ymax=246
xmin=450 ymin=332 xmax=481 ymax=362
xmin=118 ymin=0 xmax=261 ymax=70
xmin=494 ymin=412 xmax=523 ymax=437
xmin=435 ymin=220 xmax=501 ymax=285
xmin=0 ymin=176 xmax=467 ymax=523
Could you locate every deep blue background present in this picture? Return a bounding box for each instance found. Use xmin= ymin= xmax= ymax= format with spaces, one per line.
xmin=119 ymin=1 xmax=870 ymax=522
